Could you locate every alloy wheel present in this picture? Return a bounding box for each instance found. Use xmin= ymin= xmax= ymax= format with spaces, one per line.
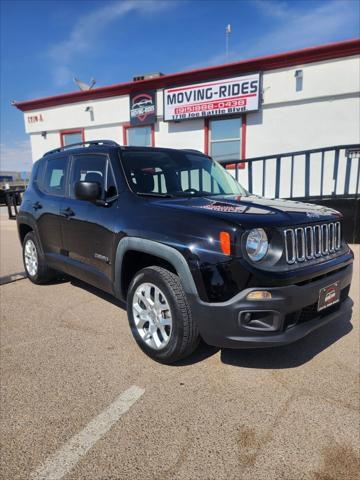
xmin=132 ymin=282 xmax=172 ymax=350
xmin=24 ymin=239 xmax=38 ymax=277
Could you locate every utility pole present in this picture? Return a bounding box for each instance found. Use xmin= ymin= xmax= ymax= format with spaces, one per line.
xmin=225 ymin=24 xmax=232 ymax=60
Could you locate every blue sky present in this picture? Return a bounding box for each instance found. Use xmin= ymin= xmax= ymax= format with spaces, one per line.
xmin=1 ymin=0 xmax=359 ymax=171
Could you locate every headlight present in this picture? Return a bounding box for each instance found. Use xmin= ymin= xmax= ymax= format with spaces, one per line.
xmin=246 ymin=228 xmax=268 ymax=262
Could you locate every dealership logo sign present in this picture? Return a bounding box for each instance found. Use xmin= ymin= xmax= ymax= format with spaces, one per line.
xmin=130 ymin=91 xmax=156 ymax=126
xmin=164 ymin=73 xmax=260 ymax=121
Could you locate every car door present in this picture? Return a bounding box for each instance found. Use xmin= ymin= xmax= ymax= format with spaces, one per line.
xmin=36 ymin=155 xmax=69 ymax=270
xmin=60 ymin=152 xmax=118 ymax=293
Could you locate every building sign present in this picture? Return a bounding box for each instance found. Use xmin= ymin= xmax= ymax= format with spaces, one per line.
xmin=130 ymin=91 xmax=156 ymax=126
xmin=27 ymin=114 xmax=44 ymax=124
xmin=164 ymin=73 xmax=260 ymax=121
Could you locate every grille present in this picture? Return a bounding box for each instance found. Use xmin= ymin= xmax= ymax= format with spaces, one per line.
xmin=284 ymin=222 xmax=341 ymax=264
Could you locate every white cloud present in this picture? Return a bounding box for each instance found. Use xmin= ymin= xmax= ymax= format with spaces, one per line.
xmin=52 ymin=65 xmax=74 ymax=88
xmin=251 ymin=0 xmax=295 ymax=19
xmin=48 ymin=0 xmax=175 ymax=86
xmin=0 ymin=141 xmax=33 ymax=172
xmin=248 ymin=0 xmax=359 ymax=56
xmin=185 ymin=0 xmax=359 ymax=70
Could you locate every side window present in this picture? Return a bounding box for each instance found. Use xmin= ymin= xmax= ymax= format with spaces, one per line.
xmin=70 ymin=154 xmax=116 ymax=199
xmin=29 ymin=160 xmax=41 ymax=185
xmin=42 ymin=157 xmax=68 ymax=196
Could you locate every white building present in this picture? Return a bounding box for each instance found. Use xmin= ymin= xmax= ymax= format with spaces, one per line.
xmin=14 ymin=39 xmax=360 ymax=199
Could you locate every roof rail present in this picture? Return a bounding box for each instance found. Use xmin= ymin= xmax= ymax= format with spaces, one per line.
xmin=44 ymin=140 xmax=120 ymax=156
xmin=181 ymin=149 xmax=204 ymax=155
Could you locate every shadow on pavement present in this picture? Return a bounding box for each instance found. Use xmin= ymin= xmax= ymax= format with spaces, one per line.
xmin=49 ymin=275 xmax=354 ymax=369
xmin=70 ymin=277 xmax=127 ymax=310
xmin=221 ymin=310 xmax=353 ymax=369
xmin=174 ymin=341 xmax=220 ymax=366
xmin=0 ymin=271 xmax=26 ymax=285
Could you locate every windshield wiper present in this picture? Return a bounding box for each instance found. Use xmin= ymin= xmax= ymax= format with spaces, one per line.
xmin=136 ymin=192 xmax=174 ymax=198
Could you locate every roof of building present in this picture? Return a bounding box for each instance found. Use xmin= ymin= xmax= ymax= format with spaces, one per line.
xmin=13 ymin=38 xmax=360 ymax=112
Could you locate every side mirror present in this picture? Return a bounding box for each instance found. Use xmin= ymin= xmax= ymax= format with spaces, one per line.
xmin=75 ymin=181 xmax=101 ymax=203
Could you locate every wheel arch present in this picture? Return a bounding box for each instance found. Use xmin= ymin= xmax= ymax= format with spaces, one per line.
xmin=114 ymin=237 xmax=198 ymax=301
xmin=17 ymin=217 xmax=44 ymax=256
xmin=18 ymin=223 xmax=33 ymax=244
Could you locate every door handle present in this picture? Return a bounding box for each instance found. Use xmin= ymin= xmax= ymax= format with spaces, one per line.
xmin=32 ymin=201 xmax=42 ymax=210
xmin=61 ymin=207 xmax=75 ymax=218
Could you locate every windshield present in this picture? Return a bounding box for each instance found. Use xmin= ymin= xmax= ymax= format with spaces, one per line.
xmin=120 ymin=149 xmax=248 ymax=197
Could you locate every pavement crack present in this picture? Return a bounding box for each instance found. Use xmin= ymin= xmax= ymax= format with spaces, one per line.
xmin=156 ymin=428 xmax=193 ymax=480
xmin=237 ymin=392 xmax=294 ymax=476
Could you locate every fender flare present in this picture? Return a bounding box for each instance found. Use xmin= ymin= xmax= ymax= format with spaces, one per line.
xmin=17 ymin=215 xmax=45 ymax=256
xmin=114 ymin=237 xmax=198 ymax=300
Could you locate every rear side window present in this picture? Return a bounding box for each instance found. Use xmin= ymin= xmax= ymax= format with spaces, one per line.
xmin=29 ymin=160 xmax=41 ymax=185
xmin=42 ymin=157 xmax=68 ymax=196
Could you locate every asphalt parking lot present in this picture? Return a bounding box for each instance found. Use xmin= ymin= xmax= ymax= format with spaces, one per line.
xmin=1 ymin=212 xmax=359 ymax=480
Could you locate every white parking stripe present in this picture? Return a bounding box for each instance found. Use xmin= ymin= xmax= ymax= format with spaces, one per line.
xmin=30 ymin=385 xmax=145 ymax=480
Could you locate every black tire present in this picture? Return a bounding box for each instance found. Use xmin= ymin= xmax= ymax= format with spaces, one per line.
xmin=127 ymin=266 xmax=200 ymax=364
xmin=22 ymin=231 xmax=56 ymax=284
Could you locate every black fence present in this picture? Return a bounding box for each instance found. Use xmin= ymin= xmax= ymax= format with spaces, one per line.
xmin=1 ymin=188 xmax=24 ymax=219
xmin=220 ymin=144 xmax=360 ymax=200
xmin=220 ymin=144 xmax=360 ymax=243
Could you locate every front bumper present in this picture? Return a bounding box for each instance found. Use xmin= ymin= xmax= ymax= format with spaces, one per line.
xmin=188 ymin=263 xmax=353 ymax=348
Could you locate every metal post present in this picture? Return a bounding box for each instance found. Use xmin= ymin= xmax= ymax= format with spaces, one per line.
xmin=275 ymin=157 xmax=281 ymax=198
xmin=333 ymin=148 xmax=339 ymax=196
xmin=225 ymin=24 xmax=231 ymax=59
xmin=305 ymin=152 xmax=310 ymax=198
xmin=248 ymin=161 xmax=253 ymax=194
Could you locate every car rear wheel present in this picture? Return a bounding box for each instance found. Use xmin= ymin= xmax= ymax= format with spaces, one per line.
xmin=23 ymin=231 xmax=56 ymax=284
xmin=127 ymin=266 xmax=200 ymax=364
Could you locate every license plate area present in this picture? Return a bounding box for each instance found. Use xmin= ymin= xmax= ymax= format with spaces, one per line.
xmin=317 ymin=281 xmax=340 ymax=312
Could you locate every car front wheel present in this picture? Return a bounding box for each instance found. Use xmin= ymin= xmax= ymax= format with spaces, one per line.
xmin=127 ymin=266 xmax=199 ymax=364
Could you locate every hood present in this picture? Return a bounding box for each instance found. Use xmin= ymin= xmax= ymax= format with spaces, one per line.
xmin=151 ymin=195 xmax=342 ymax=226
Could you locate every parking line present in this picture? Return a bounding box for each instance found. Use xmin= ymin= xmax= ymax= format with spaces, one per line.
xmin=30 ymin=385 xmax=145 ymax=480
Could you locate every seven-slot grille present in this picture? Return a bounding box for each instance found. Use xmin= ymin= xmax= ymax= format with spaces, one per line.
xmin=284 ymin=222 xmax=341 ymax=264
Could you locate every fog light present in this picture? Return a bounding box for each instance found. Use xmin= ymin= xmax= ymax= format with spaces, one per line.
xmin=246 ymin=290 xmax=272 ymax=300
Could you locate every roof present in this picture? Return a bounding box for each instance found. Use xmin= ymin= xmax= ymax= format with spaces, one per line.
xmin=43 ymin=141 xmax=206 ymax=158
xmin=13 ymin=38 xmax=360 ymax=112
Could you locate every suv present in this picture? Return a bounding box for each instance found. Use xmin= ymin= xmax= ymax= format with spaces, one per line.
xmin=17 ymin=140 xmax=353 ymax=363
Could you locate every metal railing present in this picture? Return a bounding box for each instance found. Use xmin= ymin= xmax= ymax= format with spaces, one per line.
xmin=2 ymin=189 xmax=24 ymax=219
xmin=220 ymin=144 xmax=360 ymax=200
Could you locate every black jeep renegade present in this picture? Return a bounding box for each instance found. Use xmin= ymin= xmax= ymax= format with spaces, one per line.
xmin=17 ymin=140 xmax=353 ymax=363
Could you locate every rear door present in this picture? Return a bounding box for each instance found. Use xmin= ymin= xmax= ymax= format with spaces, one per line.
xmin=36 ymin=155 xmax=68 ymax=269
xmin=60 ymin=152 xmax=118 ymax=293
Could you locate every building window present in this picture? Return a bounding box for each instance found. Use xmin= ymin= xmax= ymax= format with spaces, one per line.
xmin=208 ymin=117 xmax=242 ymax=163
xmin=60 ymin=129 xmax=84 ymax=147
xmin=124 ymin=125 xmax=154 ymax=147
